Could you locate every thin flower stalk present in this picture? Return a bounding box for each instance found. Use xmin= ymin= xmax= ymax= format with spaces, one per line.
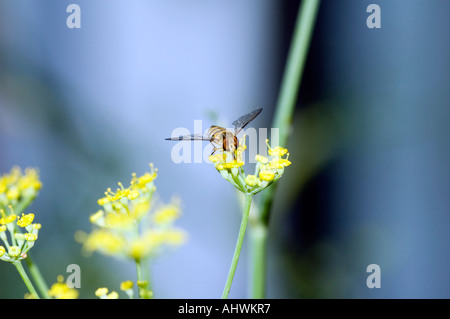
xmin=210 ymin=136 xmax=291 ymax=298
xmin=0 ymin=166 xmax=49 ymax=298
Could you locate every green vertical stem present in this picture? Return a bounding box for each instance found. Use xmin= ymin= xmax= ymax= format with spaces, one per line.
xmin=250 ymin=0 xmax=321 ymax=298
xmin=141 ymin=257 xmax=152 ymax=291
xmin=272 ymin=0 xmax=321 ymax=147
xmin=25 ymin=255 xmax=50 ymax=299
xmin=222 ymin=194 xmax=253 ymax=299
xmin=13 ymin=261 xmax=39 ymax=299
xmin=248 ymin=222 xmax=267 ymax=299
xmin=135 ymin=258 xmax=143 ymax=299
xmin=261 ymin=0 xmax=321 ymax=223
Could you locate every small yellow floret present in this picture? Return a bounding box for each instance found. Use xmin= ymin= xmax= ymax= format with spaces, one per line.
xmin=137 ymin=280 xmax=149 ymax=288
xmin=269 ymin=158 xmax=292 ymax=169
xmin=209 ymin=153 xmax=225 ymax=163
xmin=0 ymin=214 xmax=17 ymax=225
xmin=89 ymin=210 xmax=104 ymax=224
xmin=97 ymin=197 xmax=110 ymax=206
xmin=106 ymin=291 xmax=119 ymax=299
xmin=8 ymin=246 xmax=21 ymax=258
xmin=245 ymin=175 xmax=259 ymax=187
xmin=259 ymin=171 xmax=275 ymax=182
xmin=127 ymin=189 xmax=140 ymax=200
xmin=132 ymin=164 xmax=157 ymax=188
xmin=120 ymin=280 xmax=134 ymax=291
xmin=6 ymin=187 xmax=19 ymax=200
xmin=255 ymin=154 xmax=269 ymax=164
xmin=266 ymin=139 xmax=288 ymax=157
xmin=17 ymin=213 xmax=35 ymax=227
xmin=24 ymin=233 xmax=38 ymax=241
xmin=95 ymin=287 xmax=109 ymax=297
xmin=48 ymin=275 xmax=79 ymax=299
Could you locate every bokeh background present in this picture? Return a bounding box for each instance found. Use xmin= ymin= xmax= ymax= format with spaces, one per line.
xmin=1 ymin=0 xmax=450 ymax=298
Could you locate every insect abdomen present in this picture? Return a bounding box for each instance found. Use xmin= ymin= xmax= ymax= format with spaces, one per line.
xmin=223 ymin=133 xmax=238 ymax=151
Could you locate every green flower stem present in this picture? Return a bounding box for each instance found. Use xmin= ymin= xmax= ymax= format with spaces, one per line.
xmin=141 ymin=257 xmax=152 ymax=289
xmin=13 ymin=261 xmax=39 ymax=299
xmin=272 ymin=0 xmax=321 ymax=147
xmin=250 ymin=0 xmax=321 ymax=298
xmin=25 ymin=255 xmax=50 ymax=299
xmin=222 ymin=193 xmax=252 ymax=299
xmin=248 ymin=221 xmax=267 ymax=299
xmin=13 ymin=194 xmax=36 ymax=216
xmin=135 ymin=257 xmax=143 ymax=298
xmin=261 ymin=0 xmax=321 ymax=222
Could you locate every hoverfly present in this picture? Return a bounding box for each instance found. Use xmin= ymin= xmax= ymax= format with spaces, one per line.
xmin=165 ymin=108 xmax=263 ymax=158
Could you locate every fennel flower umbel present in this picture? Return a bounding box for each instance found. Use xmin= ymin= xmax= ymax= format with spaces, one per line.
xmin=78 ymin=164 xmax=187 ymax=260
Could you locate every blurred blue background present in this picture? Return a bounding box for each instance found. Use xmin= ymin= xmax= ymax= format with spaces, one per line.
xmin=1 ymin=0 xmax=450 ymax=298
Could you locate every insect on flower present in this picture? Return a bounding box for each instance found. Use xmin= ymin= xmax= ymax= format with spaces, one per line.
xmin=165 ymin=108 xmax=263 ymax=158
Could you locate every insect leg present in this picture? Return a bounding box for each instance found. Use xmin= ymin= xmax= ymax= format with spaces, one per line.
xmin=210 ymin=147 xmax=222 ymax=156
xmin=209 ymin=139 xmax=222 ymax=156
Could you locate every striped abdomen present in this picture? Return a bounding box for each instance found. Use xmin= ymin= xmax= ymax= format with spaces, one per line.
xmin=208 ymin=126 xmax=238 ymax=152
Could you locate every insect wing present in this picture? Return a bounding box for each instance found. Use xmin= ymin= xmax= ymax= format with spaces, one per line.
xmin=232 ymin=107 xmax=263 ymax=134
xmin=165 ymin=134 xmax=212 ymax=141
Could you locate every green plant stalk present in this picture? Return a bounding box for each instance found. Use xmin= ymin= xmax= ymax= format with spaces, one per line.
xmin=25 ymin=255 xmax=50 ymax=299
xmin=222 ymin=193 xmax=252 ymax=299
xmin=248 ymin=222 xmax=267 ymax=299
xmin=141 ymin=257 xmax=152 ymax=290
xmin=13 ymin=261 xmax=39 ymax=299
xmin=135 ymin=258 xmax=143 ymax=299
xmin=272 ymin=0 xmax=322 ymax=149
xmin=249 ymin=0 xmax=321 ymax=298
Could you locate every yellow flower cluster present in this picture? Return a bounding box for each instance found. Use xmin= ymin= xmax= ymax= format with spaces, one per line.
xmin=48 ymin=275 xmax=79 ymax=299
xmin=0 ymin=211 xmax=41 ymax=263
xmin=93 ymin=280 xmax=153 ymax=299
xmin=209 ymin=137 xmax=291 ymax=195
xmin=77 ymin=164 xmax=187 ymax=260
xmin=0 ymin=167 xmax=42 ymax=263
xmin=0 ymin=166 xmax=42 ymax=213
xmin=95 ymin=287 xmax=119 ymax=299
